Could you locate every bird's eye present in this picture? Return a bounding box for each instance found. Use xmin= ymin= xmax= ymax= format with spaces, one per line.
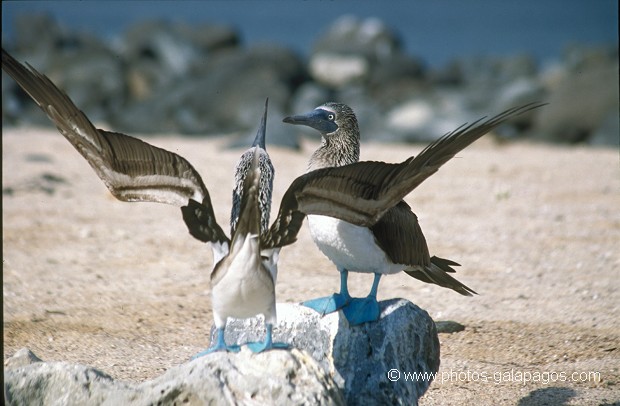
xmin=327 ymin=114 xmax=335 ymax=121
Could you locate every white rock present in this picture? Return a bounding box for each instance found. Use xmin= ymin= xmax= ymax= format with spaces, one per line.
xmin=386 ymin=100 xmax=435 ymax=132
xmin=4 ymin=347 xmax=343 ymax=405
xmin=309 ymin=53 xmax=369 ymax=88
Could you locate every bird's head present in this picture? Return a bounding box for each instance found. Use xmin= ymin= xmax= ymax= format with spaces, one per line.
xmin=283 ymin=102 xmax=358 ymax=138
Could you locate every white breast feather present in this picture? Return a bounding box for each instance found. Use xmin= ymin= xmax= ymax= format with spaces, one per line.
xmin=307 ymin=215 xmax=403 ymax=275
xmin=211 ymin=234 xmax=275 ymax=326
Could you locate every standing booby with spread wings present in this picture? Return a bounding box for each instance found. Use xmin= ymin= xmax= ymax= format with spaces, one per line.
xmin=1 ymin=49 xmax=284 ymax=354
xmin=186 ymin=147 xmax=287 ymax=355
xmin=283 ymin=101 xmax=544 ymax=325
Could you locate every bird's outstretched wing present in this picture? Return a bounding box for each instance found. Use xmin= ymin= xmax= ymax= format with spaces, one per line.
xmin=2 ymin=48 xmax=208 ymax=207
xmin=262 ymin=103 xmax=545 ymax=248
xmin=2 ymin=49 xmax=229 ymax=246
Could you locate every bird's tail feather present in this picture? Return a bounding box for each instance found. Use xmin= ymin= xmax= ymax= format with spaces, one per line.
xmin=430 ymin=256 xmax=461 ymax=273
xmin=405 ymin=260 xmax=477 ymax=296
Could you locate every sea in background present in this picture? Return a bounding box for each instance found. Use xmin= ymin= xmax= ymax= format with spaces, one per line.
xmin=2 ymin=1 xmax=618 ymax=145
xmin=2 ymin=0 xmax=617 ymax=68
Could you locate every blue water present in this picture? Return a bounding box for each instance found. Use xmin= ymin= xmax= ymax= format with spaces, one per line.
xmin=2 ymin=1 xmax=617 ymax=67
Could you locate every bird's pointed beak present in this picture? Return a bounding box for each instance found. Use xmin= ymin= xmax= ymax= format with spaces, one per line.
xmin=283 ymin=109 xmax=337 ymax=134
xmin=252 ymin=98 xmax=268 ymax=149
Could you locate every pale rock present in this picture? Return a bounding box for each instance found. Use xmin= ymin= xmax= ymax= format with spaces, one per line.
xmin=386 ymin=100 xmax=435 ymax=133
xmin=309 ymin=53 xmax=369 ymax=88
xmin=4 ymin=347 xmax=344 ymax=405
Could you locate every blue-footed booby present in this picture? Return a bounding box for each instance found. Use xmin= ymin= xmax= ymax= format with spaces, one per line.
xmin=283 ymin=101 xmax=544 ymax=325
xmin=190 ymin=147 xmax=287 ymax=356
xmin=1 ymin=49 xmax=284 ymax=354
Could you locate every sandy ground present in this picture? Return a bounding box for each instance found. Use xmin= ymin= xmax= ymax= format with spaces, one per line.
xmin=3 ymin=127 xmax=619 ymax=405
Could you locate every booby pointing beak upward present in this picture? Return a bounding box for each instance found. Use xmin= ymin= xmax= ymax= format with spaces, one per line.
xmin=283 ymin=108 xmax=338 ymax=134
xmin=202 ymin=145 xmax=286 ymax=356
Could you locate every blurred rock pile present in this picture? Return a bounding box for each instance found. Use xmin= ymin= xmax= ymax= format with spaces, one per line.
xmin=3 ymin=14 xmax=618 ymax=147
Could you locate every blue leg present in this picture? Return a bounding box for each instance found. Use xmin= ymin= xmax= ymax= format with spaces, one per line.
xmin=342 ymin=273 xmax=382 ymax=325
xmin=302 ymin=268 xmax=352 ymax=315
xmin=192 ymin=327 xmax=240 ymax=359
xmin=246 ymin=323 xmax=289 ymax=353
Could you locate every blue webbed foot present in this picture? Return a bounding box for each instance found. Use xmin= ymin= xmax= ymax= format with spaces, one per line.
xmin=192 ymin=344 xmax=241 ymax=359
xmin=303 ymin=269 xmax=352 ymax=315
xmin=302 ymin=292 xmax=350 ymax=316
xmin=342 ymin=296 xmax=381 ymax=325
xmin=191 ymin=327 xmax=240 ymax=359
xmin=246 ymin=324 xmax=288 ymax=353
xmin=246 ymin=340 xmax=288 ymax=353
xmin=342 ymin=273 xmax=382 ymax=325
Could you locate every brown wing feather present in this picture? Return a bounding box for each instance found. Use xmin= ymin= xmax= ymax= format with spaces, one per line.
xmin=181 ymin=197 xmax=229 ymax=245
xmin=3 ymin=48 xmax=229 ymax=244
xmin=2 ymin=48 xmax=208 ymax=206
xmin=370 ymin=203 xmax=476 ymax=295
xmin=261 ymin=175 xmax=307 ymax=249
xmin=285 ymin=102 xmax=545 ymax=226
xmin=264 ymin=103 xmax=545 ymax=250
xmin=369 ymin=201 xmax=431 ymax=267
